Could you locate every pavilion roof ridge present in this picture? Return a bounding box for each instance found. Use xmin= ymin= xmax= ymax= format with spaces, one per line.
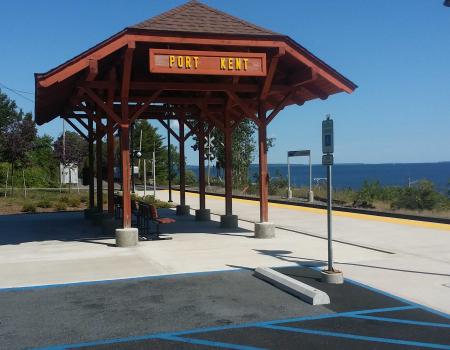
xmin=128 ymin=0 xmax=281 ymax=37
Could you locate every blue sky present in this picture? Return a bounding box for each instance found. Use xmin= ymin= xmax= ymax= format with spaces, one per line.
xmin=0 ymin=0 xmax=449 ymax=165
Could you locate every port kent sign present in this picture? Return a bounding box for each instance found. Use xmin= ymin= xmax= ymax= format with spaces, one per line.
xmin=149 ymin=49 xmax=267 ymax=76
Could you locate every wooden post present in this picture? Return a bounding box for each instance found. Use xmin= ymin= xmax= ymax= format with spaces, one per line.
xmin=96 ymin=120 xmax=103 ymax=212
xmin=198 ymin=126 xmax=206 ymax=210
xmin=120 ymin=124 xmax=132 ymax=228
xmin=107 ymin=119 xmax=115 ymax=215
xmin=179 ymin=118 xmax=186 ymax=206
xmin=258 ymin=106 xmax=269 ymax=222
xmin=88 ymin=117 xmax=95 ymax=209
xmin=224 ymin=119 xmax=233 ymax=216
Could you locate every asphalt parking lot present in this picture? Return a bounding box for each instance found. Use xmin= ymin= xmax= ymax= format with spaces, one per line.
xmin=1 ymin=267 xmax=448 ymax=350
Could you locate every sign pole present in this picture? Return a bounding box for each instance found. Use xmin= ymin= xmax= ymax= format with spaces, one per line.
xmin=321 ymin=115 xmax=343 ymax=284
xmin=143 ymin=159 xmax=147 ymax=197
xmin=309 ymin=153 xmax=314 ymax=202
xmin=287 ymin=155 xmax=292 ymax=199
xmin=326 ymin=163 xmax=333 ymax=271
xmin=153 ymin=151 xmax=156 ymax=198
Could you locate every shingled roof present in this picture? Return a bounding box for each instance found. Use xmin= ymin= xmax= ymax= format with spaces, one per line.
xmin=129 ymin=0 xmax=281 ymax=36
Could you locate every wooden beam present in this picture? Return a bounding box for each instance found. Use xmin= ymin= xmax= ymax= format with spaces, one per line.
xmin=302 ymin=84 xmax=328 ymax=100
xmin=63 ymin=117 xmax=88 ymax=141
xmin=82 ymin=87 xmax=122 ymax=125
xmin=107 ymin=68 xmax=116 ymax=215
xmin=260 ymin=48 xmax=285 ymax=101
xmin=226 ymin=91 xmax=260 ymax=126
xmin=258 ymin=105 xmax=269 ymax=222
xmin=179 ymin=116 xmax=186 ymax=206
xmin=158 ymin=119 xmax=180 ymax=142
xmin=266 ymin=90 xmax=295 ymax=125
xmin=121 ymin=43 xmax=135 ymax=123
xmin=129 ymin=90 xmax=161 ymax=124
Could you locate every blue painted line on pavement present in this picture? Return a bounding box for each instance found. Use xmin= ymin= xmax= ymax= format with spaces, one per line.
xmin=32 ymin=306 xmax=423 ymax=350
xmin=0 ymin=268 xmax=242 ymax=293
xmin=267 ymin=305 xmax=417 ymax=326
xmin=261 ymin=325 xmax=450 ymax=349
xmin=160 ymin=335 xmax=266 ymax=350
xmin=308 ymin=266 xmax=450 ymax=319
xmin=345 ymin=277 xmax=450 ymax=320
xmin=347 ymin=314 xmax=450 ymax=328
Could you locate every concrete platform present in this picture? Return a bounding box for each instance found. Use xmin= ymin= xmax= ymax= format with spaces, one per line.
xmin=0 ymin=187 xmax=449 ymax=314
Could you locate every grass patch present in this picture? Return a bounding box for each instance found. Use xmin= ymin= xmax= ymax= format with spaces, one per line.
xmin=67 ymin=197 xmax=81 ymax=208
xmin=53 ymin=201 xmax=68 ymax=211
xmin=22 ymin=202 xmax=36 ymax=213
xmin=36 ymin=199 xmax=53 ymax=208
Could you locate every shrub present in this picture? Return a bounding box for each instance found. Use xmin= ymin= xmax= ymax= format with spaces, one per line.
xmin=60 ymin=195 xmax=70 ymax=204
xmin=140 ymin=195 xmax=173 ymax=208
xmin=22 ymin=202 xmax=36 ymax=213
xmin=37 ymin=199 xmax=52 ymax=208
xmin=268 ymin=176 xmax=288 ymax=196
xmin=54 ymin=201 xmax=68 ymax=211
xmin=185 ymin=170 xmax=197 ymax=186
xmin=67 ymin=197 xmax=81 ymax=207
xmin=391 ymin=180 xmax=444 ymax=211
xmin=353 ymin=180 xmax=382 ymax=208
xmin=79 ymin=194 xmax=88 ymax=203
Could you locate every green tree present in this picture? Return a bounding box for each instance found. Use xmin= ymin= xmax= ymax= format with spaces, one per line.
xmin=53 ymin=131 xmax=88 ymax=166
xmin=0 ymin=89 xmax=20 ymax=133
xmin=0 ymin=112 xmax=37 ymax=194
xmin=27 ymin=135 xmax=59 ymax=186
xmin=131 ymin=120 xmax=169 ymax=184
xmin=192 ymin=119 xmax=257 ymax=187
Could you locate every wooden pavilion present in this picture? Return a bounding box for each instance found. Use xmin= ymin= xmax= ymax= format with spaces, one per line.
xmin=35 ymin=0 xmax=356 ymax=246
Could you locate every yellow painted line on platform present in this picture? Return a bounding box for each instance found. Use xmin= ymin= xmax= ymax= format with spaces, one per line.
xmin=179 ymin=191 xmax=450 ymax=232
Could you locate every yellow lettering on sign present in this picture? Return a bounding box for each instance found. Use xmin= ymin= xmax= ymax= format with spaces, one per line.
xmin=177 ymin=56 xmax=183 ymax=68
xmin=228 ymin=58 xmax=234 ymax=70
xmin=185 ymin=56 xmax=192 ymax=69
xmin=243 ymin=58 xmax=249 ymax=71
xmin=193 ymin=57 xmax=199 ymax=69
xmin=235 ymin=58 xmax=241 ymax=70
xmin=169 ymin=56 xmax=175 ymax=68
xmin=220 ymin=58 xmax=227 ymax=70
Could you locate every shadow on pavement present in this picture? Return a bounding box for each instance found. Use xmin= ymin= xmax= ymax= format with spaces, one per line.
xmin=253 ymin=249 xmax=450 ymax=278
xmin=0 ymin=209 xmax=253 ymax=245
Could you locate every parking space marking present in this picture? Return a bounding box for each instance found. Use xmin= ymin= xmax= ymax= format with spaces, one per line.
xmin=33 ymin=306 xmax=428 ymax=350
xmin=260 ymin=324 xmax=450 ymax=349
xmin=346 ymin=314 xmax=450 ymax=328
xmin=159 ymin=335 xmax=266 ymax=350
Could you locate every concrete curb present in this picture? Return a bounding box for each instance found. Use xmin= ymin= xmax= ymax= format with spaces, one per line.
xmin=254 ymin=267 xmax=330 ymax=305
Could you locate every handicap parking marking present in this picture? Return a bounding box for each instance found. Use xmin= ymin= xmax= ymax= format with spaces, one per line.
xmin=30 ymin=268 xmax=450 ymax=350
xmin=259 ymin=324 xmax=450 ymax=350
xmin=158 ymin=335 xmax=266 ymax=350
xmin=346 ymin=314 xmax=450 ymax=328
xmin=34 ymin=305 xmax=449 ymax=350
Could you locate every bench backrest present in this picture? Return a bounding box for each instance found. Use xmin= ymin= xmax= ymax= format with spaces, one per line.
xmin=149 ymin=204 xmax=159 ymax=219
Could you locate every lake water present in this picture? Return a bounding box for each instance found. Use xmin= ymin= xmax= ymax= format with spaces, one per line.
xmin=187 ymin=162 xmax=450 ymax=193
